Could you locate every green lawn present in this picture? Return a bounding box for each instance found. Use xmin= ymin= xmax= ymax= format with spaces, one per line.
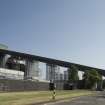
xmin=0 ymin=90 xmax=94 ymax=105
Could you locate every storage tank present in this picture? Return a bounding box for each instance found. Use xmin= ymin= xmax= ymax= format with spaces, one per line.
xmin=0 ymin=44 xmax=8 ymax=50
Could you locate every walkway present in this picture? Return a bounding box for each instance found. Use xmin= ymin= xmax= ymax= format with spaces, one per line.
xmin=44 ymin=91 xmax=105 ymax=105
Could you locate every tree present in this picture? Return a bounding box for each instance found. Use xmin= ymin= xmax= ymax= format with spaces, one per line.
xmin=82 ymin=70 xmax=90 ymax=89
xmin=83 ymin=69 xmax=101 ymax=89
xmin=68 ymin=65 xmax=79 ymax=83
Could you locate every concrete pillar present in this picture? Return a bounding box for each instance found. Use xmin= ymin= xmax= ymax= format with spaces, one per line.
xmin=0 ymin=54 xmax=10 ymax=68
xmin=64 ymin=70 xmax=68 ymax=81
xmin=46 ymin=64 xmax=59 ymax=81
xmin=24 ymin=59 xmax=39 ymax=80
xmin=0 ymin=55 xmax=3 ymax=67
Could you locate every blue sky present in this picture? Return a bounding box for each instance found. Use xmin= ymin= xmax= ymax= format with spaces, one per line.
xmin=1 ymin=0 xmax=105 ymax=69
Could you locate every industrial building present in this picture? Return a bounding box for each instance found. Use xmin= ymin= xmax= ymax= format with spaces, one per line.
xmin=46 ymin=64 xmax=60 ymax=81
xmin=0 ymin=44 xmax=40 ymax=80
xmin=0 ymin=44 xmax=105 ymax=81
xmin=0 ymin=44 xmax=105 ymax=91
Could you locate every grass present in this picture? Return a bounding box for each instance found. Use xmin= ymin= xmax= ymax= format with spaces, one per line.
xmin=0 ymin=90 xmax=95 ymax=105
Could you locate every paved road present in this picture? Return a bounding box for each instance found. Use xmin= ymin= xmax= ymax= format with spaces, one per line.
xmin=44 ymin=91 xmax=105 ymax=105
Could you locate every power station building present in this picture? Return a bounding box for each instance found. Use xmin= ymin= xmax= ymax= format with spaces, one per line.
xmin=1 ymin=44 xmax=105 ymax=91
xmin=46 ymin=64 xmax=61 ymax=81
xmin=0 ymin=44 xmax=40 ymax=80
xmin=0 ymin=44 xmax=105 ymax=82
